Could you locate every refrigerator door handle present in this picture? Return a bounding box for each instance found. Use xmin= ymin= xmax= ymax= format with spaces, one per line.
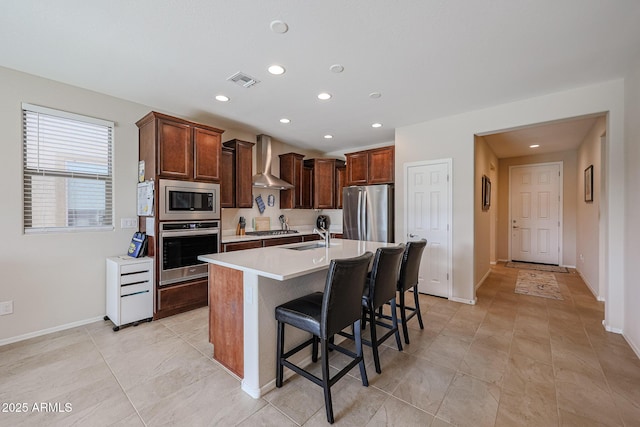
xmin=361 ymin=190 xmax=367 ymax=240
xmin=356 ymin=190 xmax=362 ymax=240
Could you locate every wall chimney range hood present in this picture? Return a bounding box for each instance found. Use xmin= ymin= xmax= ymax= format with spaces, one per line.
xmin=252 ymin=134 xmax=294 ymax=189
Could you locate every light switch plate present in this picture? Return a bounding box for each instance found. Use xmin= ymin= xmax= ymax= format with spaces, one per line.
xmin=0 ymin=300 xmax=13 ymax=316
xmin=121 ymin=218 xmax=138 ymax=229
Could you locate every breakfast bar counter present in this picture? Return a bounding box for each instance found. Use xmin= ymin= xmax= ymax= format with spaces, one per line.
xmin=198 ymin=239 xmax=391 ymax=398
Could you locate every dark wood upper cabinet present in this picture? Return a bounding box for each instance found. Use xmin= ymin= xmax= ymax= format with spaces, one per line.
xmin=345 ymin=151 xmax=368 ymax=186
xmin=279 ymin=153 xmax=305 ymax=209
xmin=301 ymin=164 xmax=313 ymax=209
xmin=220 ymin=146 xmax=235 ymax=208
xmin=335 ymin=160 xmax=346 ymax=209
xmin=194 ymin=127 xmax=222 ymax=181
xmin=305 ymin=158 xmax=336 ymax=209
xmin=136 ymin=111 xmax=224 ymax=182
xmin=345 ymin=145 xmax=394 ymax=185
xmin=222 ymin=139 xmax=254 ymax=208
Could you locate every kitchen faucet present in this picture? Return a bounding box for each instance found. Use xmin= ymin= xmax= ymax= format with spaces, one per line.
xmin=313 ymin=227 xmax=330 ymax=247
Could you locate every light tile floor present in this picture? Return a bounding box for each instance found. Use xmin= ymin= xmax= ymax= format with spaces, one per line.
xmin=1 ymin=264 xmax=639 ymax=426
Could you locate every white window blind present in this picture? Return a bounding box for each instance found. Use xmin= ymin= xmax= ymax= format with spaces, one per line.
xmin=22 ymin=103 xmax=114 ymax=233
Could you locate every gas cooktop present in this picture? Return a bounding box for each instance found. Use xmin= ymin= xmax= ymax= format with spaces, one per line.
xmin=245 ymin=230 xmax=300 ymax=236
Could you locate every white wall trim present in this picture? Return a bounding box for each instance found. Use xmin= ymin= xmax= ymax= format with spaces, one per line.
xmin=449 ymin=296 xmax=476 ymax=305
xmin=577 ymin=269 xmax=604 ymax=301
xmin=623 ymin=333 xmax=640 ymax=360
xmin=475 ymin=268 xmax=492 ymax=290
xmin=0 ymin=315 xmax=104 ymax=347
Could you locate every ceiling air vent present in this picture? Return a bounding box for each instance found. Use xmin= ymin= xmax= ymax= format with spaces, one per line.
xmin=227 ymin=71 xmax=260 ymax=88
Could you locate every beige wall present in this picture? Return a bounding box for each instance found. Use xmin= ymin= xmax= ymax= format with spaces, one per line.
xmin=474 ymin=136 xmax=498 ymax=286
xmin=395 ymin=80 xmax=625 ymax=319
xmin=576 ymin=116 xmax=606 ymax=299
xmin=624 ymin=59 xmax=640 ymax=356
xmin=496 ymin=150 xmax=578 ymax=266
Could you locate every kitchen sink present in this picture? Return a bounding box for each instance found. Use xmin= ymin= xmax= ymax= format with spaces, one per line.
xmin=286 ymin=243 xmax=327 ymax=251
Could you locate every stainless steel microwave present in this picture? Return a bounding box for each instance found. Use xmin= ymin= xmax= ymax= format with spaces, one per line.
xmin=158 ymin=179 xmax=220 ymax=221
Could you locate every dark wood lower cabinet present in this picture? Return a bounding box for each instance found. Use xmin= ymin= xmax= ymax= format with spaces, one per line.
xmin=209 ymin=264 xmax=244 ymax=378
xmin=262 ymin=236 xmax=303 ymax=247
xmin=155 ymin=279 xmax=208 ymax=320
xmin=223 ymin=240 xmax=263 ymax=252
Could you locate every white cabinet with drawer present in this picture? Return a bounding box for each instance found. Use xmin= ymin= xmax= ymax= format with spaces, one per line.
xmin=105 ymin=256 xmax=154 ymax=331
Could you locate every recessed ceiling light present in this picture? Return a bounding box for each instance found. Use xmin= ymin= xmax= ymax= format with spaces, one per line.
xmin=529 ymin=144 xmax=540 ymax=148
xmin=329 ymin=64 xmax=344 ymax=73
xmin=215 ymin=95 xmax=230 ymax=102
xmin=280 ymin=118 xmax=291 ymax=124
xmin=270 ymin=20 xmax=289 ymax=34
xmin=268 ymin=65 xmax=286 ymax=75
xmin=324 ymin=134 xmax=333 ymax=139
xmin=317 ymin=92 xmax=332 ymax=100
xmin=369 ymin=92 xmax=382 ymax=99
xmin=371 ymin=123 xmax=383 ymax=128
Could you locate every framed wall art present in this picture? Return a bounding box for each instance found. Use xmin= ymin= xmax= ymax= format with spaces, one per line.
xmin=482 ymin=175 xmax=491 ymax=211
xmin=584 ymin=165 xmax=593 ymax=202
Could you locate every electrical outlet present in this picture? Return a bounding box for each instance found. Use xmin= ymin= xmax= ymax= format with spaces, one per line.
xmin=120 ymin=218 xmax=138 ymax=229
xmin=0 ymin=300 xmax=13 ymax=316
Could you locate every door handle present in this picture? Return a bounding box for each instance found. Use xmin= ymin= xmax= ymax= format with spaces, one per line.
xmin=409 ymin=233 xmax=418 ymax=238
xmin=512 ymin=226 xmax=519 ymax=229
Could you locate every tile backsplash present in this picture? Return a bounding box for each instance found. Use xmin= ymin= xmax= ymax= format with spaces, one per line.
xmin=221 ymin=188 xmax=343 ymax=234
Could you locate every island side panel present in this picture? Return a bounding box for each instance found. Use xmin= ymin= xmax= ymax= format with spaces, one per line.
xmin=209 ymin=264 xmax=243 ymax=378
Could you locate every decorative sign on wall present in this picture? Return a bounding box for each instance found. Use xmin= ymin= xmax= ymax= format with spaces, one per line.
xmin=482 ymin=175 xmax=491 ymax=211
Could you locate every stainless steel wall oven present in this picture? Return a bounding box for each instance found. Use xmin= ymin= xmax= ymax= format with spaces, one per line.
xmin=158 ymin=221 xmax=220 ymax=287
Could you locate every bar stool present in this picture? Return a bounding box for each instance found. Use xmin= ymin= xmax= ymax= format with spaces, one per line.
xmin=397 ymin=239 xmax=427 ymax=344
xmin=275 ymin=252 xmax=373 ymax=424
xmin=360 ymin=245 xmax=405 ymax=373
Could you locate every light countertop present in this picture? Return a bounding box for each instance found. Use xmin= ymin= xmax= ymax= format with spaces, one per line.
xmin=199 ymin=238 xmax=393 ymax=281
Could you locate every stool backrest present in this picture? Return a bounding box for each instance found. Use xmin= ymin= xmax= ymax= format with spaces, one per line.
xmin=398 ymin=239 xmax=427 ymax=292
xmin=321 ymin=252 xmax=373 ymax=338
xmin=367 ymin=245 xmax=405 ymax=308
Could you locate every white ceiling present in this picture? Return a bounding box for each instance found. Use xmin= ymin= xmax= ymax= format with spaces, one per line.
xmin=483 ymin=114 xmax=603 ymax=158
xmin=1 ymin=1 xmax=639 ymax=153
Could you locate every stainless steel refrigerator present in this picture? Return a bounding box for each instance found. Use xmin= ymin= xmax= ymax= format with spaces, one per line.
xmin=343 ymin=185 xmax=394 ymax=242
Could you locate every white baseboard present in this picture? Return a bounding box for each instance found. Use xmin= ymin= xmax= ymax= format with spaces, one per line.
xmin=602 ymin=320 xmax=623 ymax=334
xmin=497 ymin=259 xmax=509 ymax=263
xmin=0 ymin=315 xmax=105 ymax=347
xmin=449 ymin=296 xmax=476 ymax=305
xmin=576 ymin=269 xmax=602 ymax=301
xmin=489 ymin=261 xmax=497 ymax=265
xmin=623 ymin=333 xmax=640 ymax=360
xmin=475 ymin=269 xmax=492 ymax=291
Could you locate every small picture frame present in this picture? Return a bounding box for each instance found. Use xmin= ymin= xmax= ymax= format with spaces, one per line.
xmin=584 ymin=165 xmax=593 ymax=202
xmin=482 ymin=175 xmax=491 ymax=211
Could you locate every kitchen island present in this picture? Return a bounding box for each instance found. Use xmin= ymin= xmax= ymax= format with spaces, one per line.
xmin=198 ymin=238 xmax=392 ymax=398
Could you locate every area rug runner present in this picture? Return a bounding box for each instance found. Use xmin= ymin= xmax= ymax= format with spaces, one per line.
xmin=515 ymin=270 xmax=564 ymax=300
xmin=506 ymin=261 xmax=568 ymax=273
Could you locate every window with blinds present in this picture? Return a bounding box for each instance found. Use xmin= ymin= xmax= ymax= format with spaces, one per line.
xmin=22 ymin=103 xmax=114 ymax=233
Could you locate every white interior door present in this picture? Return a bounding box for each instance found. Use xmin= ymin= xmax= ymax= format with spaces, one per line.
xmin=405 ymin=160 xmax=451 ymax=298
xmin=510 ymin=163 xmax=561 ymax=264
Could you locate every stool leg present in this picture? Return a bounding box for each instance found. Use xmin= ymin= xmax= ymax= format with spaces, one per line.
xmin=368 ymin=305 xmax=381 ymax=374
xmin=320 ymin=338 xmax=334 ymax=424
xmin=312 ymin=335 xmax=318 ymax=363
xmin=413 ymin=286 xmax=424 ymax=329
xmin=354 ymin=319 xmax=369 ymax=387
xmin=390 ymin=298 xmax=403 ymax=351
xmin=276 ymin=321 xmax=284 ymax=387
xmin=399 ymin=291 xmax=410 ymax=344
